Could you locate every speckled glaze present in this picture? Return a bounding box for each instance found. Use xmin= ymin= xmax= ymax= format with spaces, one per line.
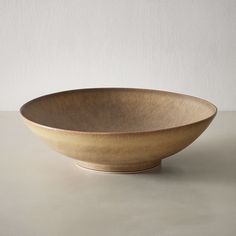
xmin=20 ymin=88 xmax=217 ymax=172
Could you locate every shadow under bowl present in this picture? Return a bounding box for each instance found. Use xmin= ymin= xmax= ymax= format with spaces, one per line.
xmin=20 ymin=88 xmax=217 ymax=172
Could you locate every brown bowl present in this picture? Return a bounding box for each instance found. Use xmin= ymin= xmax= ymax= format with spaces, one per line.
xmin=20 ymin=88 xmax=217 ymax=172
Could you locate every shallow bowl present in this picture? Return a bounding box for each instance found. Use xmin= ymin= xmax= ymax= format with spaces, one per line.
xmin=20 ymin=88 xmax=217 ymax=172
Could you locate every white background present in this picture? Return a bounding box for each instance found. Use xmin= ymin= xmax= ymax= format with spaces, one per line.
xmin=0 ymin=0 xmax=235 ymax=111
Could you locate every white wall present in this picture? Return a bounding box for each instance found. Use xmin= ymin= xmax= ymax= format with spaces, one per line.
xmin=0 ymin=0 xmax=235 ymax=111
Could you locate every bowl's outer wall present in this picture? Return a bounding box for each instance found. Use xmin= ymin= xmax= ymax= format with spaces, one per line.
xmin=23 ymin=115 xmax=215 ymax=172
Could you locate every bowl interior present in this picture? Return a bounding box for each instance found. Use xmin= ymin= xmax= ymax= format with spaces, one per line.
xmin=20 ymin=88 xmax=216 ymax=133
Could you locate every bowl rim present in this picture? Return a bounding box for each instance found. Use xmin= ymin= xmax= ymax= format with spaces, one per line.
xmin=20 ymin=87 xmax=217 ymax=135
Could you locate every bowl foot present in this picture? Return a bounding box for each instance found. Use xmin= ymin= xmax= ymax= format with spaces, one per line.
xmin=75 ymin=160 xmax=162 ymax=173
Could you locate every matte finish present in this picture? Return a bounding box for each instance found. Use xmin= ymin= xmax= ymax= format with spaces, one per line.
xmin=20 ymin=88 xmax=217 ymax=172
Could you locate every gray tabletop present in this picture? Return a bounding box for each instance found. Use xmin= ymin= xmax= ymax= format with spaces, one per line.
xmin=0 ymin=111 xmax=236 ymax=236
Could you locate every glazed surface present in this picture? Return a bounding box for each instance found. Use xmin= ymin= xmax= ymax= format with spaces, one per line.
xmin=20 ymin=88 xmax=216 ymax=133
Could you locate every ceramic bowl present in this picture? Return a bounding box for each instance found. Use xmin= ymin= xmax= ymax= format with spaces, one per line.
xmin=20 ymin=88 xmax=217 ymax=172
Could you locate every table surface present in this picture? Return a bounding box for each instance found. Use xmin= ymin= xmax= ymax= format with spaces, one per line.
xmin=0 ymin=111 xmax=236 ymax=236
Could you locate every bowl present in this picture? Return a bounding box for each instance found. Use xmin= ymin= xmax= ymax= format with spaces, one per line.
xmin=20 ymin=88 xmax=217 ymax=172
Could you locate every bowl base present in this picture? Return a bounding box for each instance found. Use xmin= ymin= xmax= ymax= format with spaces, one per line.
xmin=75 ymin=160 xmax=162 ymax=173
